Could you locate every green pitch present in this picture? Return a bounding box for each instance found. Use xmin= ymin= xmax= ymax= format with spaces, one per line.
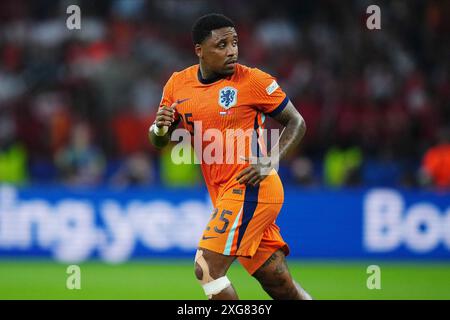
xmin=0 ymin=259 xmax=449 ymax=299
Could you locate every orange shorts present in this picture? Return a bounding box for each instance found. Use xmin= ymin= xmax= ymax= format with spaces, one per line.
xmin=198 ymin=198 xmax=289 ymax=275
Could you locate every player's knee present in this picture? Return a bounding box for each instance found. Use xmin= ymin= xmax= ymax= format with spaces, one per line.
xmin=194 ymin=262 xmax=203 ymax=281
xmin=194 ymin=249 xmax=232 ymax=297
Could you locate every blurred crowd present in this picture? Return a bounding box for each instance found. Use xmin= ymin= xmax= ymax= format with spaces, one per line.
xmin=0 ymin=0 xmax=449 ymax=190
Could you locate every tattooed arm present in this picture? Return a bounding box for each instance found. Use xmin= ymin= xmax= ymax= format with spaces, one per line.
xmin=270 ymin=100 xmax=306 ymax=166
xmin=236 ymin=100 xmax=306 ymax=186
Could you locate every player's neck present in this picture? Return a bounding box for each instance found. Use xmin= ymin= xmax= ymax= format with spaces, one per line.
xmin=198 ymin=64 xmax=224 ymax=84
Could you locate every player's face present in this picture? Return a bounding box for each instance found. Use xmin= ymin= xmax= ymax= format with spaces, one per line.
xmin=198 ymin=27 xmax=238 ymax=77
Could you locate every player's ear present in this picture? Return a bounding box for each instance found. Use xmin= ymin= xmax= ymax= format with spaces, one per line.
xmin=195 ymin=44 xmax=202 ymax=58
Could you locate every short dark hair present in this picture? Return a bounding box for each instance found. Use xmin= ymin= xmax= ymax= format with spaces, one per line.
xmin=192 ymin=13 xmax=235 ymax=45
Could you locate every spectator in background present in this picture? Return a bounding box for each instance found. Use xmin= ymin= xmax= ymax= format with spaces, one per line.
xmin=55 ymin=121 xmax=105 ymax=186
xmin=420 ymin=127 xmax=450 ymax=190
xmin=0 ymin=113 xmax=28 ymax=185
xmin=323 ymin=137 xmax=363 ymax=187
xmin=109 ymin=151 xmax=154 ymax=188
xmin=290 ymin=156 xmax=319 ymax=187
xmin=159 ymin=142 xmax=202 ymax=187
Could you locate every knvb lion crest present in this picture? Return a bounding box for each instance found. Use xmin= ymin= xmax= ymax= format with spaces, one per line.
xmin=218 ymin=86 xmax=237 ymax=109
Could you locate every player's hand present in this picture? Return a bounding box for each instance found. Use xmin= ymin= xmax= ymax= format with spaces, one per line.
xmin=155 ymin=102 xmax=177 ymax=128
xmin=236 ymin=156 xmax=273 ymax=186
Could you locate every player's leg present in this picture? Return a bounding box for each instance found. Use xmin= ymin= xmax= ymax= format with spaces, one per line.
xmin=194 ymin=247 xmax=238 ymax=299
xmin=238 ymin=216 xmax=313 ymax=300
xmin=252 ymin=249 xmax=312 ymax=300
xmin=195 ymin=199 xmax=245 ymax=300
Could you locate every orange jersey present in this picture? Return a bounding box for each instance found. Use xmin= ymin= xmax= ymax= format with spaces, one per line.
xmin=158 ymin=64 xmax=288 ymax=205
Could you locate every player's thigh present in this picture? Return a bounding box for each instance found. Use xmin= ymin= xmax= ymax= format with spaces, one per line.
xmin=238 ymin=222 xmax=289 ymax=275
xmin=198 ymin=199 xmax=244 ymax=256
xmin=195 ymin=247 xmax=236 ymax=280
xmin=199 ymin=200 xmax=283 ymax=258
xmin=251 ymin=248 xmax=293 ymax=287
xmin=234 ymin=202 xmax=284 ymax=257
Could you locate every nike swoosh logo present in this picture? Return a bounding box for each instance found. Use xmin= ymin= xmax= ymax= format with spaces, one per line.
xmin=202 ymin=236 xmax=218 ymax=240
xmin=176 ymin=98 xmax=190 ymax=104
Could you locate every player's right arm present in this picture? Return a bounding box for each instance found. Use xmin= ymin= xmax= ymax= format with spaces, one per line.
xmin=148 ymin=102 xmax=179 ymax=149
xmin=148 ymin=73 xmax=180 ymax=149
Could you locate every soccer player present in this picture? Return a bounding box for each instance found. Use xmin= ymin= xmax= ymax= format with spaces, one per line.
xmin=149 ymin=13 xmax=311 ymax=300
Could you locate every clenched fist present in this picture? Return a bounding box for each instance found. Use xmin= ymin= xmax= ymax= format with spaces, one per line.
xmin=155 ymin=101 xmax=178 ymax=128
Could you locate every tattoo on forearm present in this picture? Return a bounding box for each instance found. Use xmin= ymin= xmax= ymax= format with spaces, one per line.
xmin=277 ymin=121 xmax=304 ymax=160
xmin=272 ymin=103 xmax=306 ymax=163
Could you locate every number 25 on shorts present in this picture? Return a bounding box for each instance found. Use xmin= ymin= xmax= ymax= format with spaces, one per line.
xmin=206 ymin=208 xmax=233 ymax=234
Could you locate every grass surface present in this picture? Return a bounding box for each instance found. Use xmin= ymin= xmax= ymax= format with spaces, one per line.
xmin=0 ymin=259 xmax=449 ymax=300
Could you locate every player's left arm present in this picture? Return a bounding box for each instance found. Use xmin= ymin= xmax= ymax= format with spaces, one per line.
xmin=237 ymin=100 xmax=306 ymax=186
xmin=270 ymin=100 xmax=306 ymax=163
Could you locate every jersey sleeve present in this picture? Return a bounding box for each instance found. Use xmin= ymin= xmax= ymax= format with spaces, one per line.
xmin=249 ymin=68 xmax=289 ymax=117
xmin=158 ymin=72 xmax=181 ymax=123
